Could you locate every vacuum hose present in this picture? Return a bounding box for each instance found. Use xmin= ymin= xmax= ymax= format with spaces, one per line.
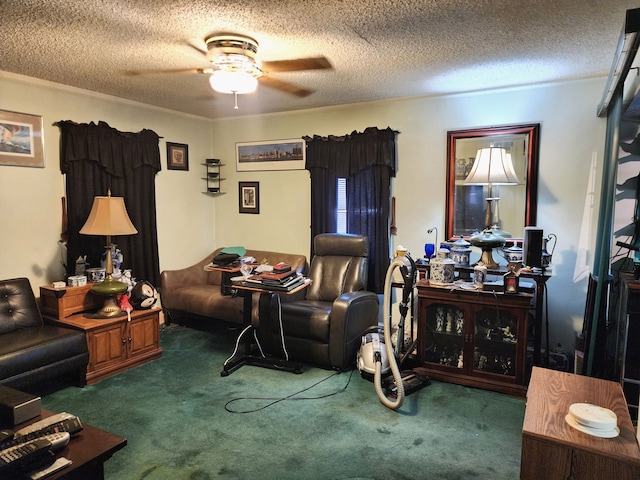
xmin=374 ymin=257 xmax=407 ymax=410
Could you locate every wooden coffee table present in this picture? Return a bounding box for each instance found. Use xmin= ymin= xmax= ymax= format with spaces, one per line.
xmin=15 ymin=409 xmax=126 ymax=479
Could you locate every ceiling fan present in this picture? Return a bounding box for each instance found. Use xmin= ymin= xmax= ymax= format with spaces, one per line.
xmin=129 ymin=34 xmax=332 ymax=104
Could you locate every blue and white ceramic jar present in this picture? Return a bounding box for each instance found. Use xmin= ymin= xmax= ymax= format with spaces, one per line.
xmin=430 ymin=249 xmax=455 ymax=285
xmin=450 ymin=236 xmax=472 ymax=268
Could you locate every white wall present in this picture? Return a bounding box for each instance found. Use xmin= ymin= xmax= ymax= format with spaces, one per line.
xmin=211 ymin=78 xmax=607 ymax=351
xmin=0 ymin=72 xmax=215 ymax=288
xmin=0 ymin=70 xmax=607 ymax=352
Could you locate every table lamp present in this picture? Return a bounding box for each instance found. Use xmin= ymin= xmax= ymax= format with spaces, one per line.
xmin=464 ymin=147 xmax=520 ymax=237
xmin=80 ymin=190 xmax=138 ymax=318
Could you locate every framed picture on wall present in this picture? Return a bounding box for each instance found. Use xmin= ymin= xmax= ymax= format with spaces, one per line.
xmin=238 ymin=181 xmax=260 ymax=214
xmin=166 ymin=142 xmax=189 ymax=170
xmin=236 ymin=138 xmax=305 ymax=171
xmin=0 ymin=109 xmax=45 ymax=167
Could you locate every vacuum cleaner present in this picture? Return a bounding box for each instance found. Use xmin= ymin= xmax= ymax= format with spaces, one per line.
xmin=357 ymin=247 xmax=430 ymax=410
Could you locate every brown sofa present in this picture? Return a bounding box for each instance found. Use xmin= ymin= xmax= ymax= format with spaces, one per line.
xmin=160 ymin=248 xmax=308 ymax=325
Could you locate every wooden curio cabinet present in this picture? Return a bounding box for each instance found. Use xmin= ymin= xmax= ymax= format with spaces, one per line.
xmin=416 ymin=279 xmax=533 ymax=396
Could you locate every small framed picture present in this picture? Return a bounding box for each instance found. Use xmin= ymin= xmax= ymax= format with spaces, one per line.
xmin=238 ymin=181 xmax=260 ymax=214
xmin=166 ymin=142 xmax=189 ymax=171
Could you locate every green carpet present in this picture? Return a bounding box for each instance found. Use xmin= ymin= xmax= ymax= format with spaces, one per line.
xmin=40 ymin=323 xmax=525 ymax=479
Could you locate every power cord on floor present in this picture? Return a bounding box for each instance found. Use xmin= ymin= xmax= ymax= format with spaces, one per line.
xmin=224 ymin=369 xmax=355 ymax=414
xmin=223 ymin=324 xmax=253 ymax=368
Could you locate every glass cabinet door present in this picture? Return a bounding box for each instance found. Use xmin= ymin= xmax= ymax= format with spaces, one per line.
xmin=473 ymin=308 xmax=518 ymax=377
xmin=424 ymin=303 xmax=465 ymax=369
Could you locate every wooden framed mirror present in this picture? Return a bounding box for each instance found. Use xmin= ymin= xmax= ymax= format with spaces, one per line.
xmin=445 ymin=123 xmax=540 ymax=241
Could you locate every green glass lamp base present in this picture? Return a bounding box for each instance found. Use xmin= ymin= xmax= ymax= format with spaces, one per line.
xmin=89 ymin=276 xmax=128 ymax=319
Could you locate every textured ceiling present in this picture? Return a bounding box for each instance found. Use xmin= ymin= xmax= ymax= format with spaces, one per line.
xmin=0 ymin=0 xmax=637 ymax=120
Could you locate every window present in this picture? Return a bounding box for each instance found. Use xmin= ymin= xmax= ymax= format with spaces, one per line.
xmin=337 ymin=178 xmax=347 ymax=234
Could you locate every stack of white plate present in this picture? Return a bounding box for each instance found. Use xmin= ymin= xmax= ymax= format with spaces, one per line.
xmin=565 ymin=402 xmax=620 ymax=438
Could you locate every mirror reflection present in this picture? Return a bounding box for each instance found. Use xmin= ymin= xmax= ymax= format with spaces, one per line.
xmin=446 ymin=124 xmax=539 ymax=241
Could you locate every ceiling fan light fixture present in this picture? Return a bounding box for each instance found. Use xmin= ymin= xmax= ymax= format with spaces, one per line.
xmin=209 ymin=70 xmax=258 ymax=94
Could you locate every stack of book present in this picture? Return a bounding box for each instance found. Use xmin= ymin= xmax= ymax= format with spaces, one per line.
xmin=259 ymin=266 xmax=306 ymax=291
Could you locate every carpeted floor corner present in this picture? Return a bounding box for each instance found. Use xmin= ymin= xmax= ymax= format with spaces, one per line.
xmin=40 ymin=324 xmax=525 ymax=479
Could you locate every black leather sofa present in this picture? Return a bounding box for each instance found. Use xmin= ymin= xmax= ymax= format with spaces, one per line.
xmin=0 ymin=277 xmax=89 ymax=390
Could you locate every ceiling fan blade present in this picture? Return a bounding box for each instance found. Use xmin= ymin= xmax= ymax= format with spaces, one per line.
xmin=124 ymin=67 xmax=213 ymax=76
xmin=259 ymin=76 xmax=313 ymax=97
xmin=185 ymin=41 xmax=208 ymax=56
xmin=260 ymin=56 xmax=332 ymax=73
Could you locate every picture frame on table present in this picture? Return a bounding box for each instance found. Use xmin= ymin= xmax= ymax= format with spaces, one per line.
xmin=166 ymin=142 xmax=189 ymax=170
xmin=0 ymin=109 xmax=45 ymax=167
xmin=238 ymin=181 xmax=260 ymax=214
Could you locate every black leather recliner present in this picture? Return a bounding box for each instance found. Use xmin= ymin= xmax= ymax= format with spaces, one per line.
xmin=258 ymin=233 xmax=380 ymax=370
xmin=0 ymin=277 xmax=89 ymax=390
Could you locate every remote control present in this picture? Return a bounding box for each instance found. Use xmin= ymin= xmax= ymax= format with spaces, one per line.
xmin=37 ymin=432 xmax=70 ymax=452
xmin=14 ymin=413 xmax=75 ymax=437
xmin=14 ymin=416 xmax=82 ymax=443
xmin=1 ymin=416 xmax=81 ymax=450
xmin=0 ymin=438 xmax=52 ymax=473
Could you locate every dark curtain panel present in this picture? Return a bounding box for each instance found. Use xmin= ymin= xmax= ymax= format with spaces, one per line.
xmin=304 ymin=127 xmax=398 ymax=293
xmin=57 ymin=121 xmax=162 ymax=286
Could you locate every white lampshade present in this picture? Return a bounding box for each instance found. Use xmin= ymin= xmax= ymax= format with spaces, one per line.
xmin=209 ymin=71 xmax=258 ymax=94
xmin=464 ymin=147 xmax=520 ymax=185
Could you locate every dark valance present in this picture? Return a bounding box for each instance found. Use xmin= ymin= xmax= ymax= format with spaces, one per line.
xmin=303 ymin=126 xmax=398 ymax=177
xmin=56 ymin=120 xmax=161 ymax=177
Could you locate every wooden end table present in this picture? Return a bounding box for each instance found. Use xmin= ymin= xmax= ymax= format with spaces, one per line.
xmin=44 ymin=308 xmax=163 ymax=385
xmin=521 ymin=367 xmax=640 ymax=479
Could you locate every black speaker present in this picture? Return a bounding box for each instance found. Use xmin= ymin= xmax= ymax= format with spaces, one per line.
xmin=523 ymin=227 xmax=543 ymax=268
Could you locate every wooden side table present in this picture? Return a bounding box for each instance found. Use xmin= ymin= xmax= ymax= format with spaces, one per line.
xmin=44 ymin=309 xmax=162 ymax=385
xmin=521 ymin=367 xmax=640 ymax=479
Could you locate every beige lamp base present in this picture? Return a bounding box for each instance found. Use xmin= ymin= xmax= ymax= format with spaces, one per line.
xmin=475 ymin=249 xmax=500 ymax=270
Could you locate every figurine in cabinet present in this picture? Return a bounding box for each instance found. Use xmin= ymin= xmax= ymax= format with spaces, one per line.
xmin=502 ymin=325 xmax=515 ymax=341
xmin=478 ymin=353 xmax=488 ymax=369
xmin=436 ymin=307 xmax=444 ymax=332
xmin=503 ymin=357 xmax=514 ymax=375
xmin=455 ymin=310 xmax=464 ymax=334
xmin=457 ymin=353 xmax=463 ymax=368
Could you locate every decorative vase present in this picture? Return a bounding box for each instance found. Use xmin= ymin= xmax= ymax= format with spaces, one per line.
xmin=450 ymin=236 xmax=472 ymax=268
xmin=503 ymin=241 xmax=524 ymax=265
xmin=430 ymin=249 xmax=455 ymax=285
xmin=541 ymin=234 xmax=557 ymax=268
